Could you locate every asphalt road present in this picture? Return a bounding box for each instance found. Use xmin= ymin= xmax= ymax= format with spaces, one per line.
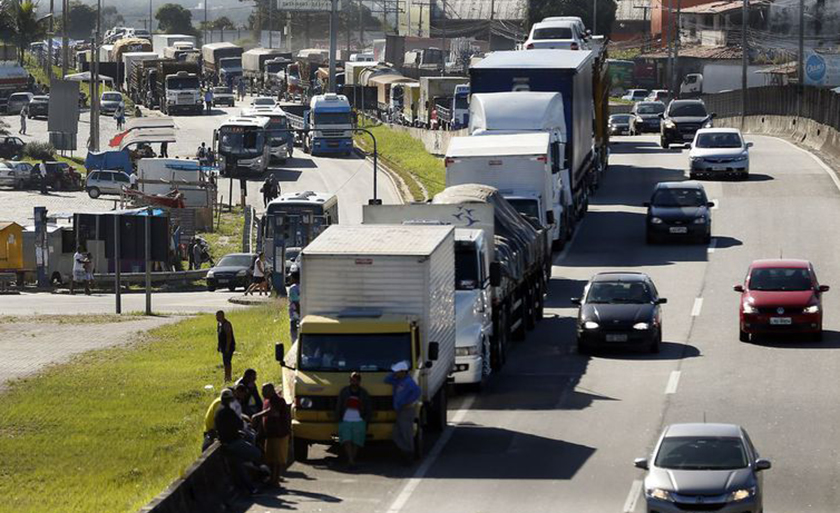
xmin=243 ymin=134 xmax=840 ymax=513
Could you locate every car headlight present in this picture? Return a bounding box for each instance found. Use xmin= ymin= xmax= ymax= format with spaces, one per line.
xmin=743 ymin=302 xmax=757 ymax=314
xmin=236 ymin=269 xmax=247 ymax=276
xmin=664 ymin=120 xmax=676 ymax=129
xmin=726 ymin=487 xmax=756 ymax=502
xmin=206 ymin=270 xmax=214 ymax=278
xmin=734 ymin=153 xmax=749 ymax=162
xmin=693 ymin=216 xmax=707 ymax=224
xmin=455 ymin=346 xmax=480 ymax=357
xmin=804 ymin=304 xmax=820 ymax=314
xmin=583 ymin=321 xmax=599 ymax=330
xmin=690 ymin=156 xmax=703 ymax=162
xmin=650 ymin=217 xmax=663 ymax=225
xmin=633 ymin=322 xmax=650 ymax=330
xmin=645 ymin=488 xmax=674 ymax=502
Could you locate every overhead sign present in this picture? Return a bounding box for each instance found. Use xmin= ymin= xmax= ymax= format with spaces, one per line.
xmin=804 ymin=50 xmax=840 ymax=87
xmin=276 ymin=0 xmax=342 ymax=11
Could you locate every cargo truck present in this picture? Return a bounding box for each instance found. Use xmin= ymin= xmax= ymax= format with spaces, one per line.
xmin=470 ymin=49 xmax=604 ymax=218
xmin=156 ymin=61 xmax=202 ymax=115
xmin=418 ymin=76 xmax=468 ymax=128
xmin=152 ymin=34 xmax=196 ymax=57
xmin=242 ymin=48 xmax=288 ymax=87
xmin=362 ymin=203 xmax=494 ymax=387
xmin=279 ymin=224 xmax=455 ymax=461
xmin=285 ymin=94 xmax=354 ymax=156
xmin=432 ymin=184 xmax=550 ymax=371
xmin=263 ymin=56 xmax=293 ymax=94
xmin=121 ymin=51 xmax=158 ymax=92
xmin=112 ymin=38 xmax=152 ymax=67
xmin=469 ymin=91 xmax=575 ymax=245
xmin=163 ymin=46 xmax=200 ymax=62
xmin=201 ymin=42 xmax=243 ymax=84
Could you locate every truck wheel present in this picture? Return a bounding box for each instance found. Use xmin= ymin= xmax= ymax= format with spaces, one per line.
xmin=660 ymin=137 xmax=670 ymax=149
xmin=491 ymin=310 xmax=508 ymax=372
xmin=293 ymin=437 xmax=309 ymax=462
xmin=428 ymin=387 xmax=447 ymax=432
xmin=512 ymin=295 xmax=527 ymax=341
xmin=413 ymin=418 xmax=425 ymax=461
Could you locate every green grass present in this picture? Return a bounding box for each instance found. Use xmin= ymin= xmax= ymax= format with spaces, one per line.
xmin=355 ymin=120 xmax=446 ymax=201
xmin=201 ymin=206 xmax=245 ymax=265
xmin=0 ymin=304 xmax=289 ymax=513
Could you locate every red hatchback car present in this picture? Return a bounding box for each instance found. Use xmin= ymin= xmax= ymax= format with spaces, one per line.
xmin=735 ymin=259 xmax=829 ymax=342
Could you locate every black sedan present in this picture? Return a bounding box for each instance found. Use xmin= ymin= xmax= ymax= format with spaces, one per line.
xmin=608 ymin=114 xmax=633 ymax=135
xmin=645 ymin=181 xmax=713 ymax=244
xmin=206 ymin=253 xmax=256 ymax=292
xmin=27 ymin=95 xmax=49 ymax=119
xmin=572 ymin=272 xmax=666 ymax=354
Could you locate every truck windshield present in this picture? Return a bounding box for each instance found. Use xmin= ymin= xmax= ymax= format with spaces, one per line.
xmin=167 ymin=77 xmax=199 ymax=89
xmin=266 ymin=63 xmax=285 ymax=73
xmin=220 ymin=58 xmax=242 ymax=68
xmin=314 ymin=111 xmax=352 ymax=125
xmin=506 ymin=198 xmax=541 ymax=221
xmin=299 ymin=333 xmax=412 ymax=372
xmin=454 ymin=96 xmax=469 ymax=110
xmin=455 ymin=245 xmax=479 ymax=290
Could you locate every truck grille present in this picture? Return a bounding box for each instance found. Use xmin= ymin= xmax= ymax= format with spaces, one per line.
xmin=322 ymin=130 xmax=345 ymax=137
xmin=298 ymin=395 xmax=394 ymax=412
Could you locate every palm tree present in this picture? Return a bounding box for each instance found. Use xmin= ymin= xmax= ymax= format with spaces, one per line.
xmin=0 ymin=0 xmax=48 ymax=66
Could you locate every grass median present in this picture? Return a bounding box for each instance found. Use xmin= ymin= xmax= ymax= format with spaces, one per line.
xmin=0 ymin=304 xmax=289 ymax=513
xmin=355 ymin=120 xmax=446 ymax=201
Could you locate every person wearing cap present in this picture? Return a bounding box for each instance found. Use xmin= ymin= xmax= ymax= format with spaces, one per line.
xmin=215 ymin=388 xmax=263 ymax=494
xmin=336 ymin=372 xmax=372 ymax=467
xmin=385 ymin=361 xmax=421 ymax=463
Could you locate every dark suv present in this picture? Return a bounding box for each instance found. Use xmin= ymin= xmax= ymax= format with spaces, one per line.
xmin=630 ymin=101 xmax=666 ymax=135
xmin=660 ymin=99 xmax=714 ymax=149
xmin=0 ymin=136 xmax=25 ymax=159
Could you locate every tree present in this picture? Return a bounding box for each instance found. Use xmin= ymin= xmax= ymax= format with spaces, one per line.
xmin=155 ymin=3 xmax=197 ymax=35
xmin=200 ymin=16 xmax=236 ymax=31
xmin=0 ymin=0 xmax=48 ymax=65
xmin=59 ymin=1 xmax=96 ymax=40
xmin=528 ymin=0 xmax=617 ymax=38
xmin=101 ymin=5 xmax=125 ymax=31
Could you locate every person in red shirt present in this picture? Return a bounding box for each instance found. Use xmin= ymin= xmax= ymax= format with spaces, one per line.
xmin=252 ymin=383 xmax=291 ymax=486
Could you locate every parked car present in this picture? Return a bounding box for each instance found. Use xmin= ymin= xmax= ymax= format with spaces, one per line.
xmin=251 ymin=96 xmax=277 ymax=109
xmin=689 ymin=128 xmax=752 ymax=180
xmin=636 ymin=423 xmax=770 ymax=513
xmin=735 ymin=259 xmax=829 ymax=342
xmin=206 ymin=253 xmax=257 ymax=292
xmin=645 ymin=181 xmax=714 ymax=244
xmin=660 ymin=99 xmax=714 ymax=149
xmin=645 ymin=89 xmax=671 ymax=103
xmin=100 ymin=91 xmax=125 ymax=115
xmin=0 ymin=160 xmax=33 ymax=189
xmin=622 ymin=89 xmax=649 ymax=102
xmin=85 ymin=169 xmax=131 ymax=198
xmin=212 ymin=86 xmax=235 ymax=107
xmin=6 ymin=92 xmax=34 ymax=115
xmin=572 ymin=271 xmax=666 ymax=354
xmin=27 ymin=95 xmax=49 ymax=119
xmin=608 ymin=114 xmax=633 ymax=135
xmin=37 ymin=161 xmax=83 ymax=191
xmin=0 ymin=136 xmax=26 ymax=160
xmin=524 ymin=18 xmax=588 ymax=50
xmin=629 ymin=101 xmax=666 ymax=135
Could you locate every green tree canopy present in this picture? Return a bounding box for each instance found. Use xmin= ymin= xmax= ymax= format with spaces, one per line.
xmin=155 ymin=3 xmax=197 ymax=35
xmin=529 ymin=0 xmax=617 ymax=37
xmin=0 ymin=0 xmax=48 ymax=65
xmin=200 ymin=16 xmax=237 ymax=31
xmin=59 ymin=1 xmax=96 ymax=40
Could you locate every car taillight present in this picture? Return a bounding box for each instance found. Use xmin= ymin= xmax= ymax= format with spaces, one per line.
xmin=570 ymin=42 xmax=579 ymax=50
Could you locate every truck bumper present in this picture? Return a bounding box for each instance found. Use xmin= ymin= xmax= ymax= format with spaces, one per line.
xmin=293 ymin=419 xmax=395 ymax=444
xmin=450 ymin=355 xmax=484 ymax=384
xmin=311 ymin=137 xmax=353 ymax=155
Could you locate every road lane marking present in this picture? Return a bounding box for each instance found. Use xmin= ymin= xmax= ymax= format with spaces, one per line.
xmin=665 ymin=371 xmax=681 ymax=394
xmin=386 ymin=395 xmax=477 ymax=513
xmin=623 ymin=479 xmax=643 ymax=512
xmin=707 ymin=238 xmax=717 ymax=254
xmin=691 ymin=298 xmax=704 ymax=317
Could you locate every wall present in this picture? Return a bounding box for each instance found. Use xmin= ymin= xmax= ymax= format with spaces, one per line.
xmin=387 ymin=124 xmax=468 ymax=156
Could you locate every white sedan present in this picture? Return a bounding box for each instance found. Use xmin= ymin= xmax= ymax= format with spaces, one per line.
xmin=688 ymin=128 xmax=753 ymax=180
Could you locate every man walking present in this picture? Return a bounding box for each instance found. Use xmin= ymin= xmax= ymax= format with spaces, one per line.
xmin=19 ymin=104 xmax=27 ymax=134
xmin=197 ymin=142 xmax=208 ymax=166
xmin=385 ymin=361 xmax=421 ymax=464
xmin=217 ymin=310 xmax=236 ymax=382
xmin=204 ymin=88 xmax=214 ymax=114
xmin=70 ymin=246 xmax=89 ymax=295
xmin=160 ymin=141 xmax=168 ymax=158
xmin=337 ymin=372 xmax=371 ymax=467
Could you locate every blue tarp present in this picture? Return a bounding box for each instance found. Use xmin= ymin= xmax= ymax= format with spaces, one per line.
xmin=85 ymin=150 xmax=132 ymax=176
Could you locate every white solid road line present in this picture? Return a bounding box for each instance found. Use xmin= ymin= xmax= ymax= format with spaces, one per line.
xmin=777 ymin=137 xmax=840 ymax=192
xmin=665 ymin=371 xmax=681 ymax=395
xmin=623 ymin=479 xmax=643 ymax=513
xmin=691 ymin=298 xmax=704 ymax=317
xmin=707 ymin=237 xmax=717 ymax=254
xmin=386 ymin=395 xmax=477 ymax=513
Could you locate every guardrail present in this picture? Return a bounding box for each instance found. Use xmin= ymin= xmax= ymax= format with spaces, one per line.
xmin=93 ymin=269 xmax=207 ymax=285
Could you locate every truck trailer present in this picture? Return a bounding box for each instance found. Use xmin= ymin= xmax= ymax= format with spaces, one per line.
xmin=152 ymin=34 xmax=197 ymax=57
xmin=201 ymin=42 xmax=243 ymax=84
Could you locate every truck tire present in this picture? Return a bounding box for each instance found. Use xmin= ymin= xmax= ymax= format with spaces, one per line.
xmin=428 ymin=387 xmax=448 ymax=432
xmin=413 ymin=420 xmax=425 ymax=461
xmin=512 ymin=294 xmax=527 ymax=341
xmin=293 ymin=437 xmax=309 ymax=462
xmin=490 ymin=309 xmax=508 ymax=372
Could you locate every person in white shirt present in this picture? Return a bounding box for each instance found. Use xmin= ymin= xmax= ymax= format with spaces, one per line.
xmin=38 ymin=160 xmax=48 ymax=194
xmin=70 ymin=246 xmax=90 ymax=295
xmin=245 ymin=252 xmax=267 ymax=296
xmin=129 ymin=172 xmax=137 ymax=189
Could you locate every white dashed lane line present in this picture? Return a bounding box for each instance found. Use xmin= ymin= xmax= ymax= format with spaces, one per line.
xmin=623 ymin=479 xmax=643 ymax=512
xmin=691 ymin=298 xmax=704 ymax=317
xmin=665 ymin=371 xmax=681 ymax=395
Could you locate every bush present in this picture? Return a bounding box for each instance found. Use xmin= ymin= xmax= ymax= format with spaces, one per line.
xmin=23 ymin=141 xmax=55 ymax=160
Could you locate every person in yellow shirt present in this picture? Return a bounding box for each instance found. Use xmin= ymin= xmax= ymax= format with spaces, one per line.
xmin=202 ymin=390 xmax=227 ymax=451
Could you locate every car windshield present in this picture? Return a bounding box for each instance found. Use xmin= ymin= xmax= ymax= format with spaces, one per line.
xmin=217 ymin=255 xmax=254 ymax=268
xmin=587 ymin=281 xmax=652 ymax=304
xmin=610 ymin=115 xmax=632 ymax=123
xmin=455 ymin=244 xmax=479 ymax=290
xmin=314 ymin=112 xmax=352 ymax=125
xmin=696 ymin=132 xmax=743 ymax=148
xmin=219 ymin=128 xmax=264 ymax=153
xmin=9 ymin=94 xmax=30 ymax=102
xmin=507 ymin=198 xmax=541 ymax=220
xmin=749 ymin=267 xmax=813 ymax=291
xmin=637 ymin=103 xmax=665 ymax=114
xmin=214 ymin=87 xmax=231 ymax=94
xmin=631 ymin=90 xmax=648 ymax=97
xmin=655 ymin=436 xmax=748 ymax=470
xmin=33 ymin=96 xmax=48 ymax=102
xmin=299 ymin=333 xmax=412 ymax=372
xmin=534 ymin=27 xmax=574 ymax=40
xmin=102 ymin=93 xmax=121 ymax=101
xmin=652 ymin=188 xmax=706 ymax=208
xmin=669 ymin=103 xmax=708 ymax=117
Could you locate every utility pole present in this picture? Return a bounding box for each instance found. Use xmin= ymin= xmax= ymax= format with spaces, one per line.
xmin=328 ymin=0 xmax=337 ymax=92
xmin=91 ymin=0 xmax=101 ymax=152
xmin=48 ymin=0 xmax=54 ymax=81
xmin=145 ymin=208 xmax=152 ymax=316
xmin=673 ymin=0 xmax=681 ymax=95
xmin=269 ymin=0 xmax=273 ymax=48
xmin=359 ymin=0 xmax=364 ymax=51
xmin=61 ymin=0 xmax=68 ymax=77
xmin=798 ymin=0 xmax=805 ymax=87
xmin=204 ymin=0 xmax=209 ymax=43
xmin=741 ymin=0 xmax=747 ymax=126
xmin=150 ymin=0 xmax=153 ymax=35
xmin=666 ymin=0 xmax=673 ymax=89
xmin=592 ymin=0 xmax=597 ymax=36
xmin=441 ymin=0 xmax=446 ymax=72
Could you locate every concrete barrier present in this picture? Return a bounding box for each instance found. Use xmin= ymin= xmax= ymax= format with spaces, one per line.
xmin=386 ymin=124 xmax=468 ymax=156
xmin=94 ymin=269 xmax=208 ymax=285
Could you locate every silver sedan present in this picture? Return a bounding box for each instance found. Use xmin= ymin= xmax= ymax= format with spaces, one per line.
xmin=689 ymin=128 xmax=752 ymax=180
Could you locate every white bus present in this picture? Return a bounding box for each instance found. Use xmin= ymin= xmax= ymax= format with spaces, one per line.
xmin=240 ymin=107 xmax=294 ymax=163
xmin=212 ymin=116 xmax=271 ymax=178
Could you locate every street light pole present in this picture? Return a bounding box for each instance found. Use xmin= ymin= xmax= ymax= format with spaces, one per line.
xmin=48 ymin=0 xmax=54 ymax=81
xmin=61 ymin=0 xmax=68 ymax=77
xmin=150 ymin=0 xmax=153 ymax=35
xmin=353 ymin=128 xmax=379 ymax=202
xmin=592 ymin=0 xmax=597 ymax=36
xmin=741 ymin=0 xmax=747 ymax=127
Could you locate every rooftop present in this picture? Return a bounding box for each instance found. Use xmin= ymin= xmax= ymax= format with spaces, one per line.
xmin=750 ymin=259 xmax=811 ymax=269
xmin=681 ymin=0 xmax=768 ymax=15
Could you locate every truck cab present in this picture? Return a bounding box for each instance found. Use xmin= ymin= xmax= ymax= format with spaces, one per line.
xmin=219 ymin=57 xmax=243 ymax=86
xmin=163 ymin=70 xmax=202 ymax=115
xmin=306 ymin=93 xmax=354 ymax=156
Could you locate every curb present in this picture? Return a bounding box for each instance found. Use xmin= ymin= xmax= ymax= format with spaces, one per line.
xmin=227 ymin=295 xmax=282 ymax=306
xmin=353 ymin=146 xmax=412 ymax=204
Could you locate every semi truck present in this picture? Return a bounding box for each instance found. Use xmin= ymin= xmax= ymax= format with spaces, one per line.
xmin=280 ymin=224 xmax=456 ymax=461
xmin=469 ymin=91 xmax=574 ymax=246
xmin=121 ymin=51 xmax=158 ymax=92
xmin=362 ymin=203 xmax=494 ymax=387
xmin=152 ymin=34 xmax=196 ymax=57
xmin=432 ymin=184 xmax=550 ymax=371
xmin=285 ymin=94 xmax=354 ymax=156
xmin=156 ymin=61 xmax=202 ymax=115
xmin=418 ymin=76 xmax=468 ymax=128
xmin=470 ymin=49 xmax=605 ymax=219
xmin=242 ymin=48 xmax=288 ymax=86
xmin=201 ymin=42 xmax=243 ymax=84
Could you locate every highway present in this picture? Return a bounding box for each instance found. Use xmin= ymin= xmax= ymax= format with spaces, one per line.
xmin=243 ymin=134 xmax=840 ymax=513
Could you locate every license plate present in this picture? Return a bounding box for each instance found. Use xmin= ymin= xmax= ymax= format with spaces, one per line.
xmin=711 ymin=167 xmax=726 ymax=171
xmin=770 ymin=317 xmax=792 ymax=325
xmin=606 ymin=334 xmax=628 ymax=342
xmin=217 ymin=279 xmax=228 ymax=284
xmin=328 ymin=142 xmax=339 ymax=147
xmin=669 ymin=227 xmax=688 ymax=234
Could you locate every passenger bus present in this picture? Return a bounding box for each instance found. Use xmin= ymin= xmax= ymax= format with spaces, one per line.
xmin=261 ymin=190 xmax=339 ymax=289
xmin=212 ymin=116 xmax=271 ymax=178
xmin=240 ymin=107 xmax=295 ymax=163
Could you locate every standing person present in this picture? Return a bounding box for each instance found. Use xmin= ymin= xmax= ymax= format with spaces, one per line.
xmin=187 ymin=237 xmax=196 ymax=270
xmin=197 ymin=142 xmax=207 ymax=165
xmin=261 ymin=177 xmax=272 ymax=207
xmin=38 ymin=159 xmax=49 ymax=195
xmin=160 ymin=141 xmax=168 ymax=158
xmin=385 ymin=361 xmax=421 ymax=464
xmin=238 ymin=79 xmax=246 ymax=101
xmin=269 ymin=175 xmax=280 ymax=201
xmin=288 ymin=271 xmax=300 ymax=342
xmin=216 ymin=310 xmax=236 ymax=382
xmin=236 ymin=369 xmax=262 ymax=417
xmin=204 ymin=88 xmax=213 ymax=114
xmin=214 ymin=389 xmax=263 ymax=494
xmin=129 ymin=172 xmax=138 ymax=190
xmin=84 ymin=251 xmax=94 ymax=295
xmin=19 ymin=104 xmax=27 ymax=134
xmin=70 ymin=246 xmax=89 ymax=295
xmin=245 ymin=252 xmax=266 ymax=296
xmin=336 ymin=372 xmax=371 ymax=467
xmin=114 ymin=104 xmax=125 ymax=130
xmin=252 ymin=383 xmax=291 ymax=487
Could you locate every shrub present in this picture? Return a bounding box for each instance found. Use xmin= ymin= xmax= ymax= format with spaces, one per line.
xmin=23 ymin=141 xmax=55 ymax=160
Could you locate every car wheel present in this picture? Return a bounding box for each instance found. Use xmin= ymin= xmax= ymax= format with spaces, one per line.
xmin=660 ymin=137 xmax=669 ymax=149
xmin=741 ymin=172 xmax=749 ymax=181
xmin=739 ymin=329 xmax=750 ymax=342
xmin=703 ymin=233 xmax=712 ymax=245
xmin=689 ymin=171 xmax=697 ymax=180
xmin=88 ymin=187 xmax=100 ymax=199
xmin=207 ymin=285 xmax=216 ymax=292
xmin=577 ymin=338 xmax=592 ymax=355
xmin=228 ymin=284 xmax=237 ymax=292
xmin=649 ymin=330 xmax=662 ymax=353
xmin=646 ymin=231 xmax=656 ymax=245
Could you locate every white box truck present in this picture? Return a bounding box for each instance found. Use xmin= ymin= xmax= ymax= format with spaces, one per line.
xmin=152 ymin=34 xmax=197 ymax=57
xmin=279 ymin=224 xmax=456 ymax=461
xmin=362 ymin=203 xmax=494 ymax=387
xmin=122 ymin=51 xmax=158 ymax=92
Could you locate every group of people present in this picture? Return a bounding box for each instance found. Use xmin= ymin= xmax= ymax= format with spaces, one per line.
xmin=189 ymin=236 xmax=213 ymax=271
xmin=71 ymin=246 xmax=94 ymax=295
xmin=244 ymin=252 xmax=269 ymax=296
xmin=260 ymin=175 xmax=281 ymax=207
xmin=204 ymin=368 xmax=292 ymax=492
xmin=196 ymin=142 xmax=216 ymax=167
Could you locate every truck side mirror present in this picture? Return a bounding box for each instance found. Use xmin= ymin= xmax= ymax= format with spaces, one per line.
xmin=428 ymin=342 xmax=439 ymax=361
xmin=489 ymin=262 xmax=501 ymax=287
xmin=710 ymin=113 xmax=717 ymax=119
xmin=275 ymin=343 xmax=285 ymax=364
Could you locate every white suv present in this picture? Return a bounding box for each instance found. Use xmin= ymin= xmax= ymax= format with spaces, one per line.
xmin=524 ymin=18 xmax=588 ymax=50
